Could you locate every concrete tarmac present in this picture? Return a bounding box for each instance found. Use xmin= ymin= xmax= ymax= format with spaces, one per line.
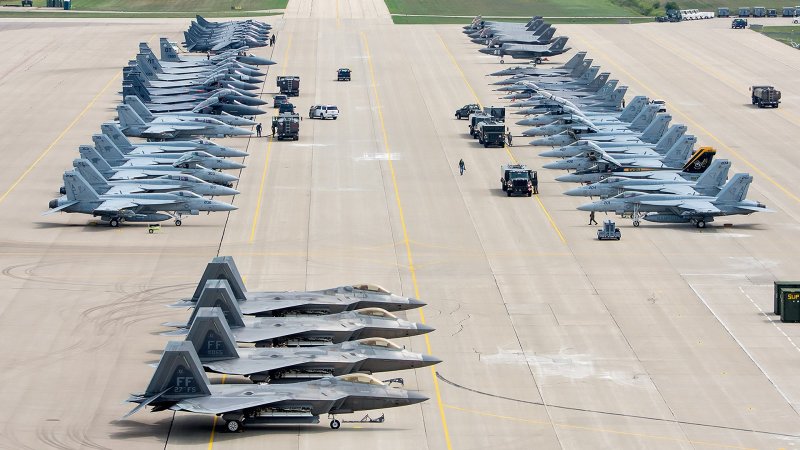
xmin=1 ymin=5 xmax=799 ymax=450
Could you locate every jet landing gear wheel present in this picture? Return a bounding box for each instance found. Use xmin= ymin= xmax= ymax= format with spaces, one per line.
xmin=225 ymin=419 xmax=242 ymax=432
xmin=175 ymin=219 xmax=182 ymax=227
xmin=633 ymin=220 xmax=640 ymax=227
xmin=499 ymin=59 xmax=505 ymax=64
xmin=109 ymin=218 xmax=119 ymax=228
xmin=330 ymin=419 xmax=341 ymax=429
xmin=696 ymin=220 xmax=706 ymax=228
xmin=534 ymin=57 xmax=543 ymax=64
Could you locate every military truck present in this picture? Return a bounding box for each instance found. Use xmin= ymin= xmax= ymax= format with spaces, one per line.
xmin=468 ymin=112 xmax=491 ymax=137
xmin=477 ymin=121 xmax=506 ymax=148
xmin=455 ymin=103 xmax=481 ymax=119
xmin=272 ymin=113 xmax=300 ymax=140
xmin=277 ymin=76 xmax=300 ymax=97
xmin=337 ymin=68 xmax=351 ymax=81
xmin=751 ymin=85 xmax=781 ymax=108
xmin=483 ymin=106 xmax=506 ymax=121
xmin=500 ymin=164 xmax=535 ymax=197
xmin=753 ymin=6 xmax=766 ymax=17
xmin=718 ymin=7 xmax=730 ymax=17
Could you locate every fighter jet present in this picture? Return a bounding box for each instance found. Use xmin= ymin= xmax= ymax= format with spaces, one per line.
xmin=530 ymin=112 xmax=670 ymax=147
xmin=91 ymin=136 xmax=245 ymax=171
xmin=539 ymin=124 xmax=687 ymax=158
xmin=100 ymin=123 xmax=247 ymax=158
xmin=492 ymin=59 xmax=593 ymax=86
xmin=79 ymin=145 xmax=238 ymax=188
xmin=577 ymin=173 xmax=771 ymax=228
xmin=489 ymin=51 xmax=587 ymax=77
xmin=184 ymin=16 xmax=269 ymax=52
xmin=542 ymin=135 xmax=696 ymax=171
xmin=130 ymin=53 xmax=263 ymax=86
xmin=564 ymin=159 xmax=732 ymax=198
xmin=72 ymin=158 xmax=238 ymax=197
xmin=186 ymin=307 xmax=440 ymax=383
xmin=516 ymin=96 xmax=649 ymax=127
xmin=556 ymin=146 xmax=716 ymax=184
xmin=125 ymin=341 xmax=428 ymax=432
xmin=522 ymin=103 xmax=659 ymax=137
xmin=486 ymin=27 xmax=558 ymax=47
xmin=160 ymin=38 xmax=275 ymax=66
xmin=479 ymin=36 xmax=571 ymax=63
xmin=170 ymin=256 xmax=426 ymax=316
xmin=117 ymin=105 xmax=253 ymax=140
xmin=124 ymin=81 xmax=266 ymax=116
xmin=125 ymin=95 xmax=256 ymax=127
xmin=45 ymin=171 xmax=237 ymax=227
xmin=164 ymin=280 xmax=434 ymax=347
xmin=139 ymin=43 xmax=267 ymax=76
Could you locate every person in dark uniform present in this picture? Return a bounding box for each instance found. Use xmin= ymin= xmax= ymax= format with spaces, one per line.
xmin=589 ymin=211 xmax=598 ymax=225
xmin=255 ymin=123 xmax=262 ymax=137
xmin=458 ymin=159 xmax=466 ymax=176
xmin=531 ymin=171 xmax=538 ymax=194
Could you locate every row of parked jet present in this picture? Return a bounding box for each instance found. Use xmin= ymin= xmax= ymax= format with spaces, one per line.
xmin=126 ymin=256 xmax=438 ymax=432
xmin=185 ymin=15 xmax=272 ymax=52
xmin=44 ymin=18 xmax=276 ymax=227
xmin=466 ymin=18 xmax=770 ymax=228
xmin=464 ymin=15 xmax=571 ymax=64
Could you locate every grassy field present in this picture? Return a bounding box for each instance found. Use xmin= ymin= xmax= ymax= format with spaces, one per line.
xmin=384 ymin=0 xmax=642 ymax=18
xmin=755 ymin=25 xmax=800 ymax=47
xmin=0 ymin=0 xmax=286 ymax=12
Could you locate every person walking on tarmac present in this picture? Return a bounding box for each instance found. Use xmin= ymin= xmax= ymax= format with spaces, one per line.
xmin=458 ymin=158 xmax=466 ymax=176
xmin=589 ymin=210 xmax=598 ymax=225
xmin=532 ymin=171 xmax=538 ymax=195
xmin=256 ymin=123 xmax=262 ymax=137
xmin=506 ymin=128 xmax=513 ymax=147
xmin=271 ymin=122 xmax=276 ymax=137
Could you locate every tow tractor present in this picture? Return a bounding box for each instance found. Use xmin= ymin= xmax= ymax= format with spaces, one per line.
xmin=597 ymin=220 xmax=621 ymax=240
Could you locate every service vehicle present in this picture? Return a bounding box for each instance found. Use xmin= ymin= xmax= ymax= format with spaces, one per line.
xmin=273 ymin=94 xmax=288 ymax=108
xmin=768 ymin=8 xmax=778 ymax=17
xmin=679 ymin=8 xmax=715 ymax=19
xmin=277 ymin=75 xmax=300 ymax=96
xmin=751 ymin=85 xmax=781 ymax=108
xmin=738 ymin=7 xmax=751 ymax=17
xmin=468 ymin=112 xmax=491 ymax=137
xmin=732 ymin=18 xmax=748 ymax=28
xmin=272 ymin=113 xmax=300 ymax=140
xmin=477 ymin=121 xmax=506 ymax=148
xmin=337 ymin=68 xmax=351 ymax=81
xmin=308 ymin=105 xmax=340 ymax=120
xmin=718 ymin=7 xmax=730 ymax=17
xmin=597 ymin=220 xmax=621 ymax=241
xmin=278 ymin=102 xmax=295 ymax=114
xmin=454 ymin=103 xmax=481 ymax=119
xmin=483 ymin=106 xmax=506 ymax=121
xmin=651 ymin=99 xmax=667 ymax=112
xmin=783 ymin=6 xmax=795 ymax=17
xmin=500 ymin=164 xmax=535 ymax=197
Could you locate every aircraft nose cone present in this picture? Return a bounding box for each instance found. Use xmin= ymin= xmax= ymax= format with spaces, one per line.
xmin=232 ymin=128 xmax=254 ymax=136
xmin=214 ymin=185 xmax=240 ymax=196
xmin=406 ymin=391 xmax=429 ymax=405
xmin=555 ymin=174 xmax=581 ymax=183
xmin=563 ymin=187 xmax=587 ymax=196
xmin=215 ymin=202 xmax=238 ymax=211
xmin=478 ymin=48 xmax=492 ymax=54
xmin=407 ymin=297 xmax=427 ymax=308
xmin=415 ymin=323 xmax=435 ymax=334
xmin=421 ymin=354 xmax=442 ymax=366
xmin=542 ymin=161 xmax=565 ymax=170
xmin=221 ymin=161 xmax=247 ymax=169
xmin=538 ymin=150 xmax=560 ymax=157
xmin=222 ymin=148 xmax=249 ymax=158
xmin=577 ymin=202 xmax=600 ymax=212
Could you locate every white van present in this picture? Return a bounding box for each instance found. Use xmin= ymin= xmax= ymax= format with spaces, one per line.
xmin=309 ymin=105 xmax=340 ymax=120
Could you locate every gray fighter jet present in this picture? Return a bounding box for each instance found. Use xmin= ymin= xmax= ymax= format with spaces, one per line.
xmin=522 ymin=103 xmax=659 ymax=137
xmin=516 ymin=96 xmax=649 ymax=127
xmin=117 ymin=105 xmax=253 ymax=139
xmin=170 ymin=256 xmax=426 ymax=316
xmin=163 ymin=280 xmax=433 ymax=347
xmin=577 ymin=173 xmax=770 ymax=228
xmin=72 ymin=158 xmax=239 ymax=197
xmin=125 ymin=341 xmax=427 ymax=432
xmin=564 ymin=159 xmax=731 ymax=198
xmin=479 ymin=36 xmax=571 ymax=63
xmin=91 ymin=136 xmax=245 ymax=171
xmin=489 ymin=51 xmax=587 ymax=77
xmin=125 ymin=95 xmax=256 ymax=127
xmin=45 ymin=171 xmax=236 ymax=227
xmin=186 ymin=307 xmax=440 ymax=383
xmin=539 ymin=124 xmax=687 ymax=158
xmin=100 ymin=123 xmax=247 ymax=158
xmin=79 ymin=145 xmax=238 ymax=187
xmin=542 ymin=135 xmax=696 ymax=171
xmin=185 ymin=15 xmax=269 ymax=52
xmin=160 ymin=38 xmax=275 ymax=66
xmin=530 ymin=112 xmax=670 ymax=147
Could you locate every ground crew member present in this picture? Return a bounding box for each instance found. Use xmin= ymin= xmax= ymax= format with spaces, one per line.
xmin=589 ymin=210 xmax=598 ymax=225
xmin=206 ymin=51 xmax=211 ymax=60
xmin=271 ymin=123 xmax=276 ymax=137
xmin=256 ymin=123 xmax=262 ymax=137
xmin=506 ymin=129 xmax=513 ymax=147
xmin=458 ymin=159 xmax=466 ymax=176
xmin=271 ymin=34 xmax=276 ymax=45
xmin=532 ymin=171 xmax=538 ymax=194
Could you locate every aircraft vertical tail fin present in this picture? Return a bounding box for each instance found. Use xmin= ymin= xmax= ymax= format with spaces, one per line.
xmin=575 ymin=66 xmax=599 ymax=84
xmin=143 ymin=341 xmax=211 ymax=401
xmin=715 ymin=173 xmax=752 ymax=203
xmin=584 ymin=72 xmax=609 ymax=92
xmin=190 ymin=280 xmax=246 ymax=329
xmin=92 ymin=134 xmax=128 ymax=165
xmin=682 ymin=147 xmax=716 ymax=173
xmin=160 ymin=38 xmax=181 ymax=62
xmin=617 ymin=96 xmax=649 ymax=123
xmin=568 ymin=59 xmax=591 ymax=78
xmin=134 ymin=53 xmax=159 ymax=79
xmin=117 ymin=104 xmax=147 ymax=129
xmin=654 ymin=124 xmax=687 ymax=154
xmin=101 ymin=123 xmax=136 ymax=153
xmin=559 ymin=51 xmax=586 ymax=70
xmin=627 ymin=104 xmax=659 ymax=132
xmin=531 ymin=22 xmax=549 ymax=36
xmin=186 ymin=307 xmax=240 ymax=362
xmin=78 ymin=145 xmax=116 ymax=174
xmin=693 ymin=159 xmax=732 ymax=194
xmin=549 ymin=36 xmax=569 ymax=52
xmin=63 ymin=171 xmax=100 ymax=202
xmin=525 ymin=19 xmax=543 ymax=32
xmin=662 ymin=135 xmax=697 ymax=167
xmin=639 ymin=113 xmax=671 ymax=144
xmin=538 ymin=27 xmax=556 ymax=42
xmin=73 ymin=158 xmax=111 ymax=191
xmin=124 ymin=96 xmax=156 ymax=122
xmin=191 ymin=256 xmax=248 ymax=302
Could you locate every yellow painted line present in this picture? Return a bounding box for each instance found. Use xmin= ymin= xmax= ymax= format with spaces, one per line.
xmin=437 ymin=32 xmax=566 ymax=243
xmin=0 ymin=71 xmax=121 ymax=206
xmin=362 ymin=31 xmax=453 ymax=450
xmin=207 ymin=374 xmax=227 ymax=449
xmin=444 ymin=404 xmax=756 ymax=450
xmin=572 ymin=33 xmax=800 ymax=204
xmin=248 ymin=35 xmax=293 ymax=243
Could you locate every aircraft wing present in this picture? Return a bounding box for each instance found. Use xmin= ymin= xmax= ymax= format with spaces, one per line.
xmin=238 ymin=299 xmax=311 ymax=315
xmin=641 ymin=199 xmax=720 ymax=214
xmin=203 ymin=356 xmax=308 ymax=376
xmin=737 ymin=205 xmax=774 ymax=213
xmin=233 ymin=323 xmax=313 ymax=343
xmin=176 ymin=392 xmax=292 ymax=415
xmin=631 ymin=184 xmax=697 ymax=195
xmin=42 ymin=200 xmax=79 ymax=215
xmin=144 ymin=124 xmax=205 ymax=135
xmin=105 ymin=184 xmax=184 ymax=195
xmin=93 ymin=198 xmax=180 ymax=215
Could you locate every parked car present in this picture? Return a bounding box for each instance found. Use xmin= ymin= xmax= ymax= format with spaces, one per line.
xmin=309 ymin=105 xmax=340 ymax=120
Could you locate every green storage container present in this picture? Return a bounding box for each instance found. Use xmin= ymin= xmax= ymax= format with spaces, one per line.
xmin=774 ymin=282 xmax=800 ymax=315
xmin=63 ymin=0 xmax=71 ymax=9
xmin=780 ymin=288 xmax=800 ymax=323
